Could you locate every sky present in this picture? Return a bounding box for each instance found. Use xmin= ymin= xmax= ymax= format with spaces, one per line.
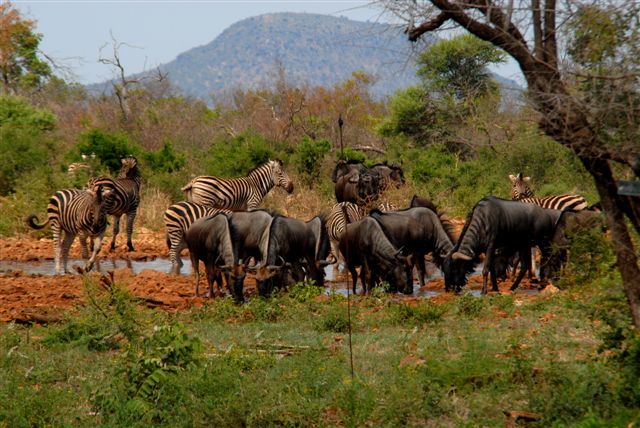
xmin=13 ymin=0 xmax=523 ymax=86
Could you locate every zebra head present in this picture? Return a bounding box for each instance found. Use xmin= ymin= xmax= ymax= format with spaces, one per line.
xmin=118 ymin=156 xmax=140 ymax=179
xmin=508 ymin=172 xmax=533 ymax=200
xmin=88 ymin=184 xmax=113 ymax=234
xmin=270 ymin=159 xmax=294 ymax=194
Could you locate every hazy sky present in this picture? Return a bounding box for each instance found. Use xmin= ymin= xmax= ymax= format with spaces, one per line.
xmin=13 ymin=0 xmax=523 ymax=86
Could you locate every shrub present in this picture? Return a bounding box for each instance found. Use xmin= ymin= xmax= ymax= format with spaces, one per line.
xmin=291 ymin=137 xmax=331 ymax=186
xmin=387 ymin=301 xmax=447 ymax=326
xmin=203 ymin=132 xmax=276 ymax=177
xmin=456 ymin=292 xmax=485 ymax=317
xmin=142 ymin=141 xmax=185 ymax=173
xmin=76 ymin=129 xmax=140 ymax=174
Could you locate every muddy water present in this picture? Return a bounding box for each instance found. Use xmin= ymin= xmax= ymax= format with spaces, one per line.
xmin=0 ymin=258 xmax=538 ymax=298
xmin=0 ymin=257 xmax=193 ymax=276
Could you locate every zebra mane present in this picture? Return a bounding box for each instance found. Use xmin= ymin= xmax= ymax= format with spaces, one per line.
xmin=246 ymin=159 xmax=280 ymax=177
xmin=117 ymin=157 xmax=141 ymax=180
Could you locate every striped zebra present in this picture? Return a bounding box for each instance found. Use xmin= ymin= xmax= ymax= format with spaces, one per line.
xmin=326 ymin=202 xmax=364 ymax=263
xmin=67 ymin=153 xmax=97 ymax=177
xmin=509 ymin=173 xmax=588 ymax=211
xmin=376 ymin=202 xmax=398 ymax=213
xmin=88 ymin=156 xmax=142 ymax=251
xmin=26 ymin=183 xmax=112 ymax=275
xmin=164 ymin=201 xmax=231 ymax=274
xmin=180 ymin=159 xmax=294 ymax=210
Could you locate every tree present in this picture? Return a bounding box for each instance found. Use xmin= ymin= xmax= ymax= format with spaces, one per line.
xmin=417 ymin=34 xmax=505 ymax=101
xmin=0 ymin=2 xmax=51 ymax=94
xmin=379 ymin=34 xmax=505 ymax=153
xmin=381 ymin=0 xmax=640 ymax=326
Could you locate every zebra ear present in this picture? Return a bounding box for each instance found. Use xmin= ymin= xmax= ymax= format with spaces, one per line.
xmin=509 ymin=174 xmax=517 ymax=183
xmin=524 ymin=176 xmax=531 ymax=182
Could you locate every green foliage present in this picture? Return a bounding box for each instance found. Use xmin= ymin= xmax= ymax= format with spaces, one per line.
xmin=417 ymin=34 xmax=505 ymax=100
xmin=44 ymin=275 xmax=143 ymax=350
xmin=204 ymin=132 xmax=276 ymax=177
xmin=289 ymin=282 xmax=324 ymax=303
xmin=0 ymin=96 xmax=57 ymax=196
xmin=94 ymin=322 xmax=202 ymax=424
xmin=0 ymin=95 xmax=56 ymax=130
xmin=76 ymin=129 xmax=140 ymax=174
xmin=0 ymin=3 xmax=52 ymax=93
xmin=315 ymin=302 xmax=352 ymax=333
xmin=336 ymin=147 xmax=366 ymax=163
xmin=142 ymin=141 xmax=185 ymax=173
xmin=291 ymin=137 xmax=331 ymax=185
xmin=456 ymin=292 xmax=485 ymax=317
xmin=377 ymin=86 xmax=443 ymax=143
xmin=387 ymin=301 xmax=447 ymax=326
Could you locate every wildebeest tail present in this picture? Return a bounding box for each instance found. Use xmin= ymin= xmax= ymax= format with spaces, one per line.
xmin=26 ymin=214 xmax=49 ymax=230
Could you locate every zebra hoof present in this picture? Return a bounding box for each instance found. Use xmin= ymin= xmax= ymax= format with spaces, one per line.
xmin=127 ymin=244 xmax=135 ymax=252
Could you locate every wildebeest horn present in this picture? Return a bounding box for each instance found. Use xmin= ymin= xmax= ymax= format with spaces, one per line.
xmin=452 ymin=252 xmax=473 ymax=261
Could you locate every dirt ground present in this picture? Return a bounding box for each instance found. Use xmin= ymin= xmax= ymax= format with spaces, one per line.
xmin=0 ymin=226 xmax=544 ymax=324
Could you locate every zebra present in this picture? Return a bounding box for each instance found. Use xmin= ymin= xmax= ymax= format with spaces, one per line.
xmin=164 ymin=201 xmax=231 ymax=274
xmin=509 ymin=173 xmax=588 ymax=211
xmin=67 ymin=153 xmax=97 ymax=177
xmin=88 ymin=156 xmax=141 ymax=251
xmin=326 ymin=202 xmax=364 ymax=264
xmin=180 ymin=159 xmax=294 ymax=210
xmin=376 ymin=202 xmax=398 ymax=213
xmin=26 ymin=183 xmax=112 ymax=275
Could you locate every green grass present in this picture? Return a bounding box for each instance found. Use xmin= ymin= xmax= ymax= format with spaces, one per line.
xmin=1 ymin=276 xmax=639 ymax=427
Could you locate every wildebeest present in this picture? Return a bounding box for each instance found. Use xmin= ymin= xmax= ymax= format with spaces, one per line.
xmin=332 ymin=160 xmax=381 ymax=206
xmin=371 ymin=207 xmax=457 ymax=288
xmin=253 ymin=215 xmax=332 ymax=297
xmin=443 ymin=196 xmax=562 ymax=294
xmin=409 ymin=194 xmax=438 ymax=213
xmin=370 ymin=162 xmax=405 ymax=190
xmin=542 ymin=209 xmax=605 ymax=282
xmin=227 ymin=209 xmax=275 ymax=302
xmin=339 ymin=217 xmax=412 ymax=294
xmin=184 ymin=213 xmax=245 ymax=299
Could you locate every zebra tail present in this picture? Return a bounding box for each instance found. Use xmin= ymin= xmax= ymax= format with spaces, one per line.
xmin=26 ymin=214 xmax=49 ymax=230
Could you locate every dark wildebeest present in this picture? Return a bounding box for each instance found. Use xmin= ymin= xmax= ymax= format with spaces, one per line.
xmin=332 ymin=160 xmax=381 ymax=206
xmin=443 ymin=196 xmax=562 ymax=294
xmin=339 ymin=217 xmax=413 ymax=295
xmin=332 ymin=160 xmax=364 ymax=203
xmin=184 ymin=213 xmax=245 ymax=298
xmin=370 ymin=162 xmax=405 ymax=191
xmin=409 ymin=194 xmax=438 ymax=213
xmin=372 ymin=207 xmax=457 ymax=288
xmin=542 ymin=209 xmax=605 ymax=282
xmin=253 ymin=215 xmax=332 ymax=297
xmin=226 ymin=209 xmax=275 ymax=302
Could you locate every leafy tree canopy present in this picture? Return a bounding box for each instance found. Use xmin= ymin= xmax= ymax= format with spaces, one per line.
xmin=417 ymin=34 xmax=506 ymax=101
xmin=0 ymin=2 xmax=51 ymax=94
xmin=0 ymin=95 xmax=56 ymax=130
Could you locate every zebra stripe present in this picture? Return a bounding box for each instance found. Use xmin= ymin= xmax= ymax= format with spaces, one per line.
xmin=163 ymin=201 xmax=231 ymax=273
xmin=26 ymin=185 xmax=111 ymax=275
xmin=518 ymin=195 xmax=588 ymax=212
xmin=376 ymin=202 xmax=398 ymax=213
xmin=88 ymin=156 xmax=141 ymax=251
xmin=180 ymin=159 xmax=294 ymax=210
xmin=509 ymin=172 xmax=587 ymax=211
xmin=326 ymin=202 xmax=364 ymax=261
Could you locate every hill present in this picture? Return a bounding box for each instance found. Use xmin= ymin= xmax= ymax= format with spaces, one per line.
xmin=136 ymin=13 xmax=435 ymax=100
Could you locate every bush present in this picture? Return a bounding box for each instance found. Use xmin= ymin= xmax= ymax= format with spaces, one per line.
xmin=203 ymin=133 xmax=277 ymax=177
xmin=387 ymin=301 xmax=447 ymax=326
xmin=291 ymin=137 xmax=331 ymax=186
xmin=76 ymin=129 xmax=140 ymax=174
xmin=142 ymin=141 xmax=186 ymax=174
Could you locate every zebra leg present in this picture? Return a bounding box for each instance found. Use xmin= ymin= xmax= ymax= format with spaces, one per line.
xmin=52 ymin=224 xmax=63 ymax=275
xmin=169 ymin=236 xmax=186 ymax=275
xmin=78 ymin=232 xmax=89 ymax=259
xmin=530 ymin=247 xmax=538 ymax=281
xmin=61 ymin=232 xmax=76 ymax=274
xmin=85 ymin=234 xmax=104 ymax=273
xmin=125 ymin=209 xmax=137 ymax=251
xmin=110 ymin=215 xmax=121 ymax=251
